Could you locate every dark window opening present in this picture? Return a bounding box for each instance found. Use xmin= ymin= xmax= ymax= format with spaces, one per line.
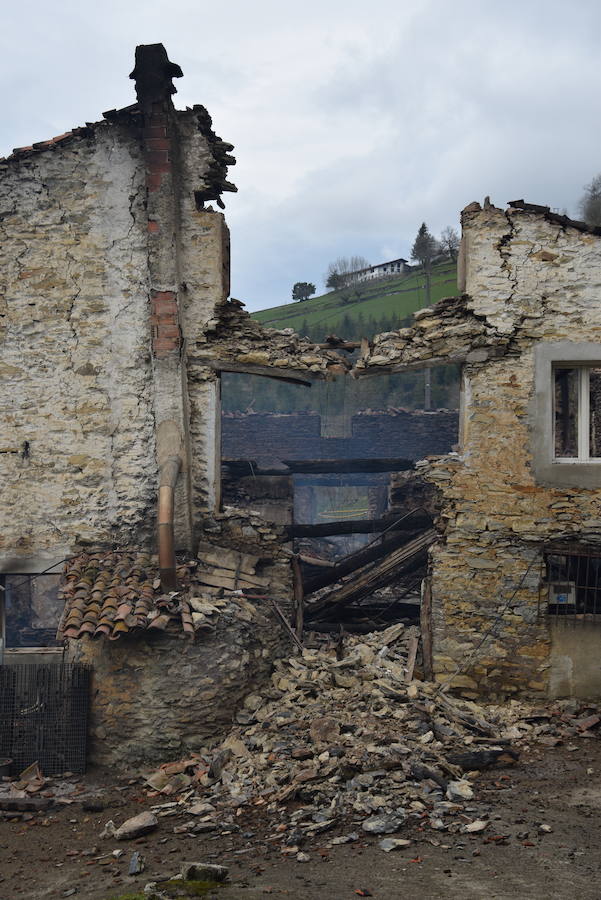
xmin=2 ymin=575 xmax=62 ymax=648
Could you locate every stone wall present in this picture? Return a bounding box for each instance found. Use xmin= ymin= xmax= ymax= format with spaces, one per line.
xmin=0 ymin=124 xmax=157 ymax=568
xmin=0 ymin=54 xmax=240 ymax=570
xmin=69 ymin=596 xmax=286 ymax=766
xmin=221 ymin=409 xmax=459 ymax=463
xmin=358 ymin=201 xmax=601 ymax=697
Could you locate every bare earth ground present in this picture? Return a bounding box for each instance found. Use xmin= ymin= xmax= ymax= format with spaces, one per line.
xmin=1 ymin=736 xmax=600 ymax=900
xmin=0 ymin=737 xmax=601 ymax=900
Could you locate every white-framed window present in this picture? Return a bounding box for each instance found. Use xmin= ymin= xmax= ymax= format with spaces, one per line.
xmin=553 ymin=365 xmax=601 ymax=462
xmin=532 ymin=343 xmax=601 ymax=488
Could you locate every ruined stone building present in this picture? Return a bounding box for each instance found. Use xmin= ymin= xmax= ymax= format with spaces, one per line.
xmin=1 ymin=43 xmax=600 ymax=768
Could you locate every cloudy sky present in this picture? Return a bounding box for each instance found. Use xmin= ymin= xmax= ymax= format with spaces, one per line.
xmin=1 ymin=0 xmax=599 ymax=311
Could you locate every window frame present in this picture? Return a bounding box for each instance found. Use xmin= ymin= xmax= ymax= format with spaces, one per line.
xmin=553 ymin=364 xmax=601 ymax=463
xmin=532 ymin=342 xmax=601 ymax=488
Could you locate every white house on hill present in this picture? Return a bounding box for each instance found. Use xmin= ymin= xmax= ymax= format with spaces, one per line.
xmin=354 ymin=258 xmax=409 ymax=283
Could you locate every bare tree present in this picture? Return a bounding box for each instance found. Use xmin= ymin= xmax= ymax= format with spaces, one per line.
xmin=325 ymin=256 xmax=370 ymax=290
xmin=439 ymin=226 xmax=460 ymax=261
xmin=579 ymin=173 xmax=601 ymax=227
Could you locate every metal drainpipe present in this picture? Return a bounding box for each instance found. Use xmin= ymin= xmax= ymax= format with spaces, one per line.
xmin=158 ymin=455 xmax=182 ymax=591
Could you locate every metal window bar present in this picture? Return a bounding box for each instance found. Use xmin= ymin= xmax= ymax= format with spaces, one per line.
xmin=543 ymin=543 xmax=601 ymax=623
xmin=0 ymin=663 xmax=90 ymax=776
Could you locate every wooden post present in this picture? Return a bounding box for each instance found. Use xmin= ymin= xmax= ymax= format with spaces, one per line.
xmin=420 ymin=576 xmax=434 ymax=681
xmin=292 ymin=555 xmax=304 ymax=643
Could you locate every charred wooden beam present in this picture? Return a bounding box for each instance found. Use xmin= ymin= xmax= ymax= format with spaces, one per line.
xmin=189 ymin=357 xmax=320 ymax=385
xmin=223 ymin=458 xmax=415 ymax=478
xmin=294 ymin=473 xmax=391 ymax=487
xmin=307 ymin=546 xmax=429 ymax=619
xmin=283 ymin=458 xmax=414 ymax=474
xmin=222 ymin=460 xmax=290 ymax=477
xmin=287 ymin=511 xmax=431 ymax=538
xmin=303 ymin=527 xmax=431 ymax=595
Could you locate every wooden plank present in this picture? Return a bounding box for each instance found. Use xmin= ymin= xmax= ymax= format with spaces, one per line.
xmin=405 ymin=633 xmax=419 ymax=682
xmin=307 ymin=530 xmax=436 ymax=618
xmin=197 ymin=540 xmax=259 ymax=575
xmin=307 ymin=550 xmax=427 ymax=618
xmin=420 ymin=576 xmax=434 ymax=681
xmin=197 ymin=570 xmax=270 ymax=590
xmin=287 ymin=511 xmax=431 ymax=539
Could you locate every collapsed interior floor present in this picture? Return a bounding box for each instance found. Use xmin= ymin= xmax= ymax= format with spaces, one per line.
xmin=220 ymin=365 xmax=456 ymax=635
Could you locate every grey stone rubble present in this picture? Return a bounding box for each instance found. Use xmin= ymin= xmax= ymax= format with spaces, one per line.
xmin=137 ymin=625 xmax=599 ymax=852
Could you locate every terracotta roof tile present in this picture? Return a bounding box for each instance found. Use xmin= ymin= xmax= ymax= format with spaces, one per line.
xmin=57 ymin=551 xmax=196 ymax=641
xmin=0 ymin=104 xmax=141 ymax=165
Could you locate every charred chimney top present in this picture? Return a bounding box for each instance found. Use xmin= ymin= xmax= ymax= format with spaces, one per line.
xmin=129 ymin=43 xmax=183 ymax=105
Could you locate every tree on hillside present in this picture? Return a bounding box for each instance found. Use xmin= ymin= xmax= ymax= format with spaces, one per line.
xmin=324 ymin=256 xmax=370 ymax=290
xmin=439 ymin=225 xmax=460 ymax=261
xmin=411 ymin=223 xmax=439 ymax=271
xmin=411 ymin=222 xmax=438 ymax=411
xmin=292 ymin=281 xmax=316 ymax=302
xmin=579 ymin=173 xmax=601 ymax=226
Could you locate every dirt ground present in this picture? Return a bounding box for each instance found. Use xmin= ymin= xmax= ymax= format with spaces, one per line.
xmin=1 ymin=738 xmax=600 ymax=900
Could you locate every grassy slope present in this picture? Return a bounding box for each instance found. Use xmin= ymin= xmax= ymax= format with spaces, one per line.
xmin=252 ymin=261 xmax=458 ymax=335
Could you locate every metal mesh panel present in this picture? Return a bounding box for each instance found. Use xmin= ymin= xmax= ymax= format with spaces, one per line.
xmin=543 ymin=544 xmax=601 ymax=622
xmin=0 ymin=663 xmax=90 ymax=776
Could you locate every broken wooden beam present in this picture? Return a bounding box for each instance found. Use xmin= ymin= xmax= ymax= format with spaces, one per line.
xmin=287 ymin=511 xmax=431 ymax=539
xmin=446 ymin=748 xmax=519 ymax=770
xmin=303 ymin=528 xmax=429 ymax=595
xmin=306 ymin=540 xmax=431 ymax=619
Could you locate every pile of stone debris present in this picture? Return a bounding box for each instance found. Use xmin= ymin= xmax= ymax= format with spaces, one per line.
xmin=139 ymin=623 xmax=599 ymax=855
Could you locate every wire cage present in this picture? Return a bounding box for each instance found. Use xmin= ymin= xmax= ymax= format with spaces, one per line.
xmin=0 ymin=663 xmax=91 ymax=776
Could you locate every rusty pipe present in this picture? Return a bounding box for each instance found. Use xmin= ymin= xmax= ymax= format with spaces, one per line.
xmin=158 ymin=454 xmax=181 ymax=591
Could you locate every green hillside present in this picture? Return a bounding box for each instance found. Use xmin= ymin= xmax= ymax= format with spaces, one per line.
xmin=252 ymin=260 xmax=458 ymax=341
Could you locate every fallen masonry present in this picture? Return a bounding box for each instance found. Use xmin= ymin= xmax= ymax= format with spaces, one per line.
xmin=118 ymin=624 xmax=599 ymax=854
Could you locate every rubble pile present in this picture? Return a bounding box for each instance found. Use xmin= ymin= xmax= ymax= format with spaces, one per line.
xmin=201 ymin=297 xmax=351 ymax=374
xmin=138 ymin=623 xmax=599 ymax=852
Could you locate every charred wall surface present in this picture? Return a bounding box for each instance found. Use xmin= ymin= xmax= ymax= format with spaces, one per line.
xmin=222 ymin=409 xmax=459 ymax=463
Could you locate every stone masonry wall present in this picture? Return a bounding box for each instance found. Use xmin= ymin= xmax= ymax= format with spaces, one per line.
xmin=356 ymin=202 xmax=601 ymax=697
xmin=0 ymin=83 xmax=239 ymax=568
xmin=70 ymin=596 xmax=286 ymax=766
xmin=0 ymin=124 xmax=157 ymax=569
